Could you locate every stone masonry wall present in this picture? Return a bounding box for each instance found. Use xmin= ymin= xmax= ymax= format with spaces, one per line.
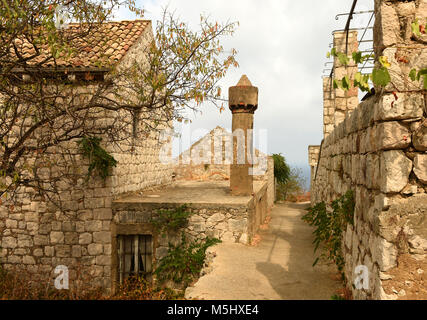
xmin=111 ymin=182 xmax=269 ymax=290
xmin=0 ymin=21 xmax=173 ymax=292
xmin=311 ymin=0 xmax=427 ymax=300
xmin=173 ymin=126 xmax=275 ymax=208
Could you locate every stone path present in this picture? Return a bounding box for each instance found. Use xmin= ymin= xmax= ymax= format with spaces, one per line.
xmin=185 ymin=202 xmax=342 ymax=300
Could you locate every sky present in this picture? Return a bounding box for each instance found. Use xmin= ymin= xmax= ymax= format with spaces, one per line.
xmin=114 ymin=0 xmax=375 ymax=180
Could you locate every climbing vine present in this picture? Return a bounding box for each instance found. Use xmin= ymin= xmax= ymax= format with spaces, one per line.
xmin=302 ymin=190 xmax=355 ymax=279
xmin=77 ymin=136 xmax=117 ymax=181
xmin=149 ymin=205 xmax=193 ymax=236
xmin=327 ymin=18 xmax=427 ymax=92
xmin=154 ymin=234 xmax=221 ymax=286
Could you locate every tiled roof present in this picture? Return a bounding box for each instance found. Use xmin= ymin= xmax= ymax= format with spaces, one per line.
xmin=11 ymin=20 xmax=150 ymax=70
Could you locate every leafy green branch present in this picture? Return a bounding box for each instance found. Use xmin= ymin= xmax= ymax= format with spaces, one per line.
xmin=154 ymin=234 xmax=221 ymax=286
xmin=302 ymin=191 xmax=355 ymax=280
xmin=327 ymin=17 xmax=427 ymax=92
xmin=77 ymin=136 xmax=117 ymax=181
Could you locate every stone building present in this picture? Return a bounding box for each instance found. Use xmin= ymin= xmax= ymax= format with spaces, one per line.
xmin=0 ymin=19 xmax=274 ymax=294
xmin=309 ymin=0 xmax=427 ymax=300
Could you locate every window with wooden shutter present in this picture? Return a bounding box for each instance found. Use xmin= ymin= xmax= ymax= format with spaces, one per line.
xmin=117 ymin=234 xmax=153 ymax=284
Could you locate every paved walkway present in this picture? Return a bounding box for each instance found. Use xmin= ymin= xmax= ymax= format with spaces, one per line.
xmin=185 ymin=202 xmax=342 ymax=300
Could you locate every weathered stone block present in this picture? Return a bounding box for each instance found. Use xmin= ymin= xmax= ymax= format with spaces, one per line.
xmin=56 ymin=245 xmax=71 ymax=257
xmin=379 ymin=151 xmax=412 ymax=193
xmin=414 ymin=154 xmax=427 ymax=184
xmin=2 ymin=237 xmax=17 ymax=249
xmin=95 ymin=255 xmax=110 ymax=266
xmin=79 ymin=233 xmax=92 ymax=245
xmin=413 ymin=119 xmax=427 ymax=151
xmin=206 ymin=213 xmax=225 ymax=225
xmin=375 ymin=122 xmax=411 ymax=150
xmin=375 ymin=93 xmax=424 ymax=121
xmin=93 ymin=231 xmax=111 ymax=244
xmin=50 ymin=231 xmax=64 ymax=244
xmin=371 ymin=237 xmax=397 ymax=272
xmin=5 ymin=219 xmax=18 ymax=229
xmin=88 ymin=243 xmax=104 ymax=256
xmin=85 ymin=220 xmax=103 ymax=232
xmin=72 ymin=245 xmax=82 ymax=258
xmin=228 ymin=219 xmax=247 ymax=233
xmin=34 ymin=235 xmax=48 ymax=246
xmin=93 ymin=208 xmax=112 ymax=220
xmin=366 ymin=153 xmax=379 ymax=189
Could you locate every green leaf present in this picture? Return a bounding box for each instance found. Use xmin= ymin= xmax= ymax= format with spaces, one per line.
xmin=354 ymin=72 xmax=362 ymax=83
xmin=341 ymin=76 xmax=350 ymax=90
xmin=422 ymin=74 xmax=427 ymax=90
xmin=312 ymin=257 xmax=320 ymax=267
xmin=417 ymin=68 xmax=427 ymax=81
xmin=333 ymin=79 xmax=340 ymax=89
xmin=337 ymin=52 xmax=349 ymax=66
xmin=412 ymin=18 xmax=421 ymax=37
xmin=409 ymin=68 xmax=417 ymax=81
xmin=352 ymin=51 xmax=363 ymax=64
xmin=372 ymin=67 xmax=391 ymax=87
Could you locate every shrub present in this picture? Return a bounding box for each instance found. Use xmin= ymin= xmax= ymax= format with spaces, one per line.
xmin=302 ymin=190 xmax=355 ymax=279
xmin=154 ymin=234 xmax=221 ymax=287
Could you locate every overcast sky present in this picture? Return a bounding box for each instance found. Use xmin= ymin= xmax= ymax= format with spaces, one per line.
xmin=116 ymin=0 xmax=374 ymax=168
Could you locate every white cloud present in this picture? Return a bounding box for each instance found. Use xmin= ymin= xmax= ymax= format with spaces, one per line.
xmin=117 ymin=0 xmax=374 ymax=168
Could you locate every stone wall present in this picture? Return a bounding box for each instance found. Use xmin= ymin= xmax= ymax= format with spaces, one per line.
xmin=173 ymin=126 xmax=275 ymax=208
xmin=111 ymin=181 xmax=269 ymax=292
xmin=310 ymin=0 xmax=427 ymax=300
xmin=308 ymin=145 xmax=320 ymax=195
xmin=0 ymin=21 xmax=173 ymax=292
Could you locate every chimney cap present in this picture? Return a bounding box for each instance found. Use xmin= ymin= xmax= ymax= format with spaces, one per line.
xmin=236 ymin=75 xmax=252 ymax=87
xmin=228 ymin=74 xmax=258 ymax=113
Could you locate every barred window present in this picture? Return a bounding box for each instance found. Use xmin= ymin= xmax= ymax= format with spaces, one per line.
xmin=117 ymin=234 xmax=153 ymax=284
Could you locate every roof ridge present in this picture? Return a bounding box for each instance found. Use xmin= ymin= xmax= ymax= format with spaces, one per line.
xmin=67 ymin=19 xmax=151 ymax=26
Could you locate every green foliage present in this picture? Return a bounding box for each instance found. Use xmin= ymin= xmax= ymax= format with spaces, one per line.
xmin=371 ymin=67 xmax=391 ymax=87
xmin=302 ymin=191 xmax=355 ymax=278
xmin=327 ymin=15 xmax=427 ymax=93
xmin=272 ymin=153 xmax=290 ymax=184
xmin=154 ymin=234 xmax=221 ymax=286
xmin=353 ymin=72 xmax=370 ymax=92
xmin=411 ymin=18 xmax=426 ymax=37
xmin=331 ymin=294 xmax=345 ymax=300
xmin=149 ymin=205 xmax=192 ymax=235
xmin=77 ymin=136 xmax=117 ymax=181
xmin=276 ymin=166 xmax=306 ymax=201
xmin=409 ymin=68 xmax=427 ymax=90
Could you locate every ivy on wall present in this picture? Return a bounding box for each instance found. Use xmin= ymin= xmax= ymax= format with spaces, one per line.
xmin=77 ymin=136 xmax=117 ymax=181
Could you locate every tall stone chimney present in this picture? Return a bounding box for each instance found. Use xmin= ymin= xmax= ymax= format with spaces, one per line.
xmin=228 ymin=75 xmax=258 ymax=196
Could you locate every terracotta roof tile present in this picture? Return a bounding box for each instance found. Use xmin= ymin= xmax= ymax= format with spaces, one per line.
xmin=12 ymin=20 xmax=150 ymax=70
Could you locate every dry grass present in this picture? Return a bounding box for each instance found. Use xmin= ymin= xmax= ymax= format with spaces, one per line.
xmin=0 ymin=265 xmax=104 ymax=300
xmin=0 ymin=266 xmax=181 ymax=300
